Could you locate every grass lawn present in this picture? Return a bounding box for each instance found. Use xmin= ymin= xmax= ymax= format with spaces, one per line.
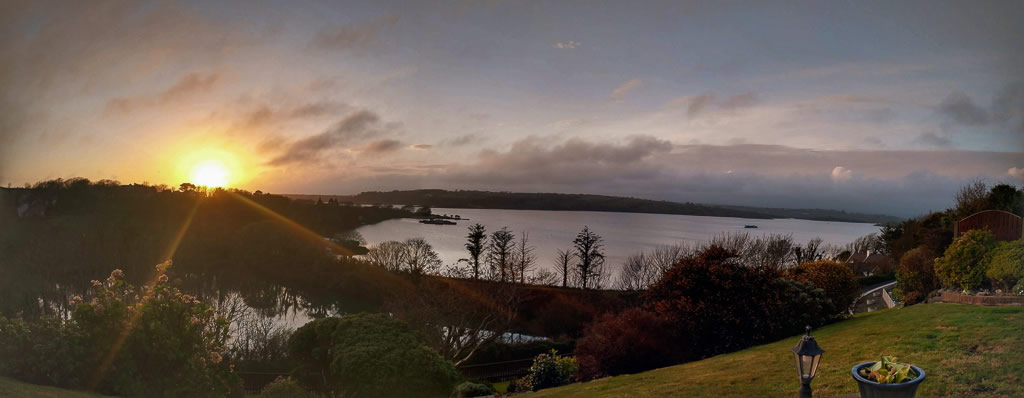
xmin=0 ymin=377 xmax=111 ymax=398
xmin=532 ymin=303 xmax=1024 ymax=398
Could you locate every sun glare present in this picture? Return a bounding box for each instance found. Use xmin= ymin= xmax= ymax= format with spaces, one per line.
xmin=190 ymin=160 xmax=230 ymax=188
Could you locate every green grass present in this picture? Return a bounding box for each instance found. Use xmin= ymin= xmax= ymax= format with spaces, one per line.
xmin=0 ymin=378 xmax=111 ymax=398
xmin=533 ymin=304 xmax=1024 ymax=398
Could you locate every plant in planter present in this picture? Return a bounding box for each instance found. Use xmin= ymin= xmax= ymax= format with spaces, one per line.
xmin=851 ymin=356 xmax=925 ymax=398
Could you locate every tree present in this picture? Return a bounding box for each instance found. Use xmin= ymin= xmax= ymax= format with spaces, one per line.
xmin=464 ymin=224 xmax=487 ymax=279
xmin=486 ymin=227 xmax=515 ymax=282
xmin=617 ymin=252 xmax=658 ymax=291
xmin=785 ymin=260 xmax=860 ymax=313
xmin=934 ymin=229 xmax=997 ymax=290
xmin=403 ymin=238 xmax=443 ymax=275
xmin=555 ymin=249 xmax=575 ymax=288
xmin=572 ymin=226 xmax=606 ymax=290
xmin=288 ymin=314 xmax=461 ymax=397
xmin=955 ymin=179 xmax=989 ymax=217
xmin=512 ymin=232 xmax=537 ymax=284
xmin=366 ymin=241 xmax=408 ymax=272
xmin=987 ymin=184 xmax=1024 ymax=216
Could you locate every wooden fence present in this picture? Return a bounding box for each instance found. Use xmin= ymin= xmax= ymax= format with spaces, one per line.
xmin=955 ymin=210 xmax=1024 ymax=242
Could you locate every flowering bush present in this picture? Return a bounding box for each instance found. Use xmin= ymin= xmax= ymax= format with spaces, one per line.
xmin=934 ymin=230 xmax=997 ymax=290
xmin=0 ymin=265 xmax=241 ymax=397
xmin=511 ymin=350 xmax=579 ymax=392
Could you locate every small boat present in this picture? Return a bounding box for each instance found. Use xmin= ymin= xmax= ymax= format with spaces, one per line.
xmin=744 ymin=224 xmax=758 ymax=229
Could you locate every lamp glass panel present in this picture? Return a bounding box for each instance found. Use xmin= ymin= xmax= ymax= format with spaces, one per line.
xmin=800 ymin=355 xmax=814 ymax=380
xmin=809 ymin=354 xmax=821 ymax=378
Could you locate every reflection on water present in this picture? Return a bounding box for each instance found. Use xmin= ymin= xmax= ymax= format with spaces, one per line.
xmin=357 ymin=208 xmax=882 ymax=273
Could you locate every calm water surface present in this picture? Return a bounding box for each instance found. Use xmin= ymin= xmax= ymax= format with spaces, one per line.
xmin=356 ymin=208 xmax=881 ymax=275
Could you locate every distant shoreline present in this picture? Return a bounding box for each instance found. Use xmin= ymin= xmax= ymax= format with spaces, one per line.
xmin=285 ymin=189 xmax=901 ymax=224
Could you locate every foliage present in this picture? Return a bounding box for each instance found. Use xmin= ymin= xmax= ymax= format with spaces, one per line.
xmin=464 ymin=224 xmax=488 ymax=279
xmin=574 ymin=308 xmax=673 ymax=379
xmin=642 ymin=246 xmax=835 ymax=365
xmin=858 ymin=356 xmax=919 ymax=384
xmin=986 ymin=239 xmax=1024 ymax=291
xmin=259 ymin=377 xmax=317 ymax=398
xmin=288 ymin=313 xmax=461 ymax=398
xmin=486 ymin=227 xmax=516 ymax=282
xmin=452 ymin=381 xmax=495 ymax=398
xmin=0 ymin=267 xmax=240 ymax=397
xmin=894 ymin=247 xmax=940 ymax=305
xmin=934 ymin=229 xmax=997 ymax=290
xmin=1014 ymin=279 xmax=1024 ymax=296
xmin=514 ymin=350 xmax=579 ymax=392
xmin=785 ymin=260 xmax=859 ymax=313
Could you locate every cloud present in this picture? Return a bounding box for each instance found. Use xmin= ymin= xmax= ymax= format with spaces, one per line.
xmin=938 ymin=91 xmax=989 ymax=126
xmin=443 ymin=133 xmax=485 ymax=147
xmin=609 ymin=79 xmax=643 ymax=102
xmin=359 ymin=139 xmax=404 ymax=154
xmin=267 ymin=110 xmax=396 ymax=166
xmin=105 ymin=72 xmax=220 ymax=114
xmin=914 ymin=132 xmax=953 ymax=148
xmin=410 ymin=144 xmax=433 ymax=150
xmin=312 ymin=15 xmax=398 ymax=52
xmin=297 ymin=139 xmax=1020 ymax=216
xmin=244 ymin=100 xmax=350 ymax=127
xmin=554 ymin=40 xmax=580 ymax=49
xmin=687 ymin=93 xmax=715 ymax=118
xmin=992 ymin=82 xmax=1024 ymax=133
xmin=719 ymin=92 xmax=758 ymax=111
xmin=1010 ymin=167 xmax=1024 ymax=181
xmin=831 ymin=166 xmax=853 ymax=182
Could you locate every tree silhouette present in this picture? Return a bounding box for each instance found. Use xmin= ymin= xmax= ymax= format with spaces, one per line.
xmin=573 ymin=226 xmax=606 ymax=290
xmin=464 ymin=224 xmax=487 ymax=279
xmin=486 ymin=227 xmax=515 ymax=282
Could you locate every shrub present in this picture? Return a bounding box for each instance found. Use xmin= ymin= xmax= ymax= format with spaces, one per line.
xmin=512 ymin=350 xmax=578 ymax=392
xmin=786 ymin=260 xmax=860 ymax=313
xmin=895 ymin=247 xmax=941 ymax=305
xmin=986 ymin=239 xmax=1024 ymax=291
xmin=857 ymin=272 xmax=897 ymax=287
xmin=1014 ymin=279 xmax=1024 ymax=296
xmin=260 ymin=377 xmax=317 ymax=398
xmin=934 ymin=229 xmax=997 ymax=290
xmin=574 ymin=308 xmax=673 ymax=379
xmin=288 ymin=313 xmax=461 ymax=398
xmin=452 ymin=381 xmax=495 ymax=398
xmin=0 ymin=267 xmax=241 ymax=397
xmin=639 ymin=246 xmax=835 ymax=366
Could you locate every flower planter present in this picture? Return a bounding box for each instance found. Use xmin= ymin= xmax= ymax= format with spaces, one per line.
xmin=851 ymin=362 xmax=925 ymax=398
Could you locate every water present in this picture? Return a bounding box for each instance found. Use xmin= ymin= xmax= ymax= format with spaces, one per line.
xmin=356 ymin=208 xmax=882 ymax=275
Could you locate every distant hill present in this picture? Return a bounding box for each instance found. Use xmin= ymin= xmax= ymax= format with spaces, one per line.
xmin=287 ymin=189 xmax=901 ymax=224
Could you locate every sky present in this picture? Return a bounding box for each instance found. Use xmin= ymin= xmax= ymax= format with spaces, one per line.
xmin=1 ymin=0 xmax=1022 ymax=217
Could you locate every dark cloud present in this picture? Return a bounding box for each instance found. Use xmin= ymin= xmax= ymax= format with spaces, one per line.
xmin=914 ymin=132 xmax=953 ymax=148
xmin=360 ymin=139 xmax=404 ymax=153
xmin=938 ymin=91 xmax=989 ymax=126
xmin=312 ymin=15 xmax=398 ymax=52
xmin=687 ymin=93 xmax=715 ymax=118
xmin=105 ymin=72 xmax=220 ymax=114
xmin=267 ymin=110 xmax=396 ymax=166
xmin=992 ymin=82 xmax=1024 ymax=133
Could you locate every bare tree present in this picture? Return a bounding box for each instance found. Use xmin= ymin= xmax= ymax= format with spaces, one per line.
xmin=486 ymin=227 xmax=515 ymax=282
xmin=403 ymin=238 xmax=443 ymax=275
xmin=511 ymin=231 xmax=536 ymax=284
xmin=464 ymin=224 xmax=487 ymax=279
xmin=955 ymin=179 xmax=989 ymax=217
xmin=651 ymin=243 xmax=691 ymax=273
xmin=573 ymin=226 xmax=606 ymax=290
xmin=389 ymin=278 xmax=523 ymax=366
xmin=528 ymin=268 xmax=559 ymax=286
xmin=617 ymin=252 xmax=658 ymax=291
xmin=793 ymin=237 xmax=825 ymax=264
xmin=365 ymin=240 xmax=408 ymax=272
xmin=555 ymin=248 xmax=575 ymax=287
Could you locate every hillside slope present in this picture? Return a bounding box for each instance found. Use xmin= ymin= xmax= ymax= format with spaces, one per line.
xmin=533 ymin=304 xmax=1024 ymax=398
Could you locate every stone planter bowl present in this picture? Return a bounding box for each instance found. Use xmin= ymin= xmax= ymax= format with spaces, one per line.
xmin=851 ymin=362 xmax=925 ymax=398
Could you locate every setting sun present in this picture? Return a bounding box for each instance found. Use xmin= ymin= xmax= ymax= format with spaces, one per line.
xmin=190 ymin=160 xmax=230 ymax=187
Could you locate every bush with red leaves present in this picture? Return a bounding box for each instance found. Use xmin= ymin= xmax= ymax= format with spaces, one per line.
xmin=574 ymin=308 xmax=673 ymax=379
xmin=786 ymin=260 xmax=860 ymax=313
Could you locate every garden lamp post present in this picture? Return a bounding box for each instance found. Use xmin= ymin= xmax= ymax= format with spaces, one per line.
xmin=791 ymin=325 xmax=824 ymax=398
